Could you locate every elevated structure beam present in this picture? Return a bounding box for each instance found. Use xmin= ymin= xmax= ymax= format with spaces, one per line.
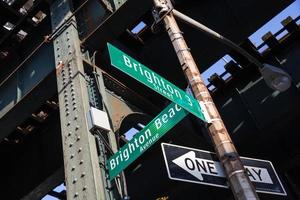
xmin=21 ymin=167 xmax=64 ymax=200
xmin=50 ymin=1 xmax=108 ymax=199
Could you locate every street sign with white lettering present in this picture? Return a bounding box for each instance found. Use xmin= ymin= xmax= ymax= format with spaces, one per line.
xmin=107 ymin=43 xmax=207 ymax=122
xmin=107 ymin=103 xmax=188 ymax=180
xmin=161 ymin=143 xmax=286 ymax=196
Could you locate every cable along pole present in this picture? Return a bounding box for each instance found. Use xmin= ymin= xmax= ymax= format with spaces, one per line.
xmin=152 ymin=0 xmax=259 ymax=199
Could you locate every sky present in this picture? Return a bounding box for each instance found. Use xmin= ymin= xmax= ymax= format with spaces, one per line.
xmin=42 ymin=1 xmax=300 ymax=199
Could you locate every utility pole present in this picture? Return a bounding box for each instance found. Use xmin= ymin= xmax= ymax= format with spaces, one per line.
xmin=152 ymin=1 xmax=259 ymax=199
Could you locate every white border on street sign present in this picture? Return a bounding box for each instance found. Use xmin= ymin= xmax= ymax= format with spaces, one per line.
xmin=161 ymin=143 xmax=287 ymax=196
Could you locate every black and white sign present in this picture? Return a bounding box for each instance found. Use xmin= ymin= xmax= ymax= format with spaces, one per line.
xmin=161 ymin=143 xmax=286 ymax=196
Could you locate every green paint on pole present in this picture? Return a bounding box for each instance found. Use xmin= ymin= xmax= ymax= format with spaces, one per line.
xmin=107 ymin=43 xmax=206 ymax=122
xmin=108 ymin=102 xmax=188 ymax=180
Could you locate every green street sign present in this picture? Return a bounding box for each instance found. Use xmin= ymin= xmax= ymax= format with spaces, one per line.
xmin=107 ymin=43 xmax=206 ymax=122
xmin=108 ymin=102 xmax=188 ymax=179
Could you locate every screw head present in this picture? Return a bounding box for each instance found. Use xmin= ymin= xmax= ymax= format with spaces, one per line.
xmin=74 ymin=192 xmax=78 ymax=198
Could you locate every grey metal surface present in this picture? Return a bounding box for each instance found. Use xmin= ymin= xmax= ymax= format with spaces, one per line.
xmin=50 ymin=1 xmax=106 ymax=199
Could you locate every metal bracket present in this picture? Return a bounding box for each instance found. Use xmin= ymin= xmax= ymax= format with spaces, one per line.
xmin=151 ymin=0 xmax=173 ymax=33
xmin=153 ymin=0 xmax=172 ymax=16
xmin=199 ymin=101 xmax=212 ymax=123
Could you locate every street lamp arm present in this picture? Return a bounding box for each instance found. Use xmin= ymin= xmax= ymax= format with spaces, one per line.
xmin=172 ymin=9 xmax=264 ymax=69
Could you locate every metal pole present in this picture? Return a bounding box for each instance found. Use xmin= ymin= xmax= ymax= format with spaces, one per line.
xmin=172 ymin=9 xmax=264 ymax=69
xmin=152 ymin=1 xmax=259 ymax=199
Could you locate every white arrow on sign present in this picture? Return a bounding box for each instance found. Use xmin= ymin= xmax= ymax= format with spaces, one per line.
xmin=172 ymin=151 xmax=273 ymax=184
xmin=172 ymin=151 xmax=225 ymax=181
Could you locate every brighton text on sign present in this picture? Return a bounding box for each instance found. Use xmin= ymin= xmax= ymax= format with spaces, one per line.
xmin=108 ymin=103 xmax=188 ymax=179
xmin=107 ymin=43 xmax=206 ymax=122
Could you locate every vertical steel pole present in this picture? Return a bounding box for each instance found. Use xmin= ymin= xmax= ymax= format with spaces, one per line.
xmin=152 ymin=1 xmax=259 ymax=199
xmin=50 ymin=1 xmax=108 ymax=199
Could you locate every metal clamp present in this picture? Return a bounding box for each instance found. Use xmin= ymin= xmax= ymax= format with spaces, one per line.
xmin=151 ymin=0 xmax=173 ymax=33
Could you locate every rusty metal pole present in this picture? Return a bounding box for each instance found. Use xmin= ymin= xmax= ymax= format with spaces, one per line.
xmin=152 ymin=1 xmax=259 ymax=200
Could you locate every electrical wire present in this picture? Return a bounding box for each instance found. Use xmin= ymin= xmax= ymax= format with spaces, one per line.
xmin=95 ymin=129 xmax=115 ymax=155
xmin=93 ymin=69 xmax=130 ymax=199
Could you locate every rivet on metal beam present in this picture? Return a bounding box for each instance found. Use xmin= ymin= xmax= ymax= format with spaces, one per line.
xmin=71 ymin=166 xmax=76 ymax=171
xmin=83 ymin=186 xmax=87 ymax=191
xmin=75 ymin=125 xmax=80 ymax=130
xmin=262 ymin=31 xmax=281 ymax=52
xmin=281 ymin=16 xmax=299 ymax=33
xmin=78 ymin=147 xmax=82 ymax=153
xmin=81 ymin=172 xmax=85 ymax=177
xmin=79 ymin=160 xmax=84 ymax=164
xmin=73 ymin=178 xmax=77 ymax=184
xmin=70 ymin=154 xmax=74 ymax=159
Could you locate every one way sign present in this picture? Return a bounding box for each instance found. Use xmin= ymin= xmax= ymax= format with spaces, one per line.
xmin=161 ymin=143 xmax=286 ymax=196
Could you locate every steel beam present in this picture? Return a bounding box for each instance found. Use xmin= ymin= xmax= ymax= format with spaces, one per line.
xmin=0 ymin=71 xmax=56 ymax=141
xmin=50 ymin=1 xmax=107 ymax=199
xmin=20 ymin=167 xmax=64 ymax=200
xmin=81 ymin=0 xmax=152 ymax=51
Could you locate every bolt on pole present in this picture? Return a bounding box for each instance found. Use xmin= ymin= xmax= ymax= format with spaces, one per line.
xmin=152 ymin=0 xmax=259 ymax=199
